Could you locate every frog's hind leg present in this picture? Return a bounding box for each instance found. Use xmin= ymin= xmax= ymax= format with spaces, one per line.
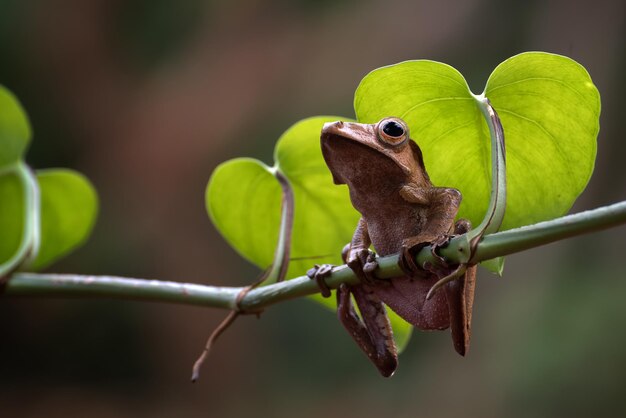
xmin=337 ymin=284 xmax=398 ymax=377
xmin=444 ymin=265 xmax=476 ymax=355
xmin=444 ymin=218 xmax=477 ymax=356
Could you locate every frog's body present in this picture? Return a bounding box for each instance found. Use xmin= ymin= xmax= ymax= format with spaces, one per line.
xmin=316 ymin=117 xmax=476 ymax=377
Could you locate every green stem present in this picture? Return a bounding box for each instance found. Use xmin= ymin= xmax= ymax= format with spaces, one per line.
xmin=262 ymin=169 xmax=294 ymax=285
xmin=5 ymin=200 xmax=626 ymax=310
xmin=423 ymin=96 xmax=507 ymax=295
xmin=466 ymin=200 xmax=626 ymax=260
xmin=0 ymin=162 xmax=40 ymax=279
xmin=470 ymin=95 xmax=507 ymax=239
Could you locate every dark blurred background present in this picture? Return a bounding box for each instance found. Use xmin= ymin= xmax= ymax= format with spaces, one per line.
xmin=1 ymin=0 xmax=624 ymax=417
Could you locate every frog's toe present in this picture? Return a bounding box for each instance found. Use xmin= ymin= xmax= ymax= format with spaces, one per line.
xmin=347 ymin=248 xmax=378 ymax=284
xmin=398 ymin=242 xmax=426 ymax=276
xmin=306 ymin=264 xmax=334 ymax=298
xmin=429 ymin=235 xmax=451 ymax=267
xmin=362 ymin=256 xmax=379 ymax=283
xmin=454 ymin=219 xmax=472 ymax=235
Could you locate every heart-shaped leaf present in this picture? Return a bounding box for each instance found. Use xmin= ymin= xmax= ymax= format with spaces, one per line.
xmin=207 ymin=157 xmax=283 ymax=268
xmin=0 ymin=85 xmax=99 ymax=271
xmin=0 ymin=85 xmax=30 ymax=169
xmin=207 ymin=117 xmax=356 ymax=274
xmin=0 ymin=172 xmax=25 ymax=264
xmin=206 ymin=116 xmax=413 ymax=351
xmin=28 ymin=169 xmax=98 ymax=270
xmin=355 ymin=52 xmax=600 ymax=233
xmin=0 ymin=169 xmax=98 ymax=270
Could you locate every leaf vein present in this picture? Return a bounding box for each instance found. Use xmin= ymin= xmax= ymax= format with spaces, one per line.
xmin=496 ymin=108 xmax=575 ymax=182
xmin=487 ymin=77 xmax=596 ymax=108
xmin=399 ymin=97 xmax=472 ymax=119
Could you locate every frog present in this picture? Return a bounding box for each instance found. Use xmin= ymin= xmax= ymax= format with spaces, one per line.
xmin=308 ymin=117 xmax=476 ymax=377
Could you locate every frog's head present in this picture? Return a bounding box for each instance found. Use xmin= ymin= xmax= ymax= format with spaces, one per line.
xmin=320 ymin=117 xmax=429 ymax=188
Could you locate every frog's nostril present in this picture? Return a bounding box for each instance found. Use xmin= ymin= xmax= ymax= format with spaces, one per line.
xmin=336 ymin=121 xmax=344 ymax=127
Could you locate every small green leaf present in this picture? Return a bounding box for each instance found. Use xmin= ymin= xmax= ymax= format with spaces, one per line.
xmin=0 ymin=172 xmax=24 ymax=265
xmin=480 ymin=256 xmax=504 ymax=276
xmin=206 ymin=158 xmax=282 ymax=268
xmin=0 ymin=85 xmax=31 ymax=169
xmin=355 ymin=52 xmax=600 ymax=233
xmin=28 ymin=169 xmax=98 ymax=270
xmin=273 ymin=117 xmax=360 ymax=283
xmin=207 ymin=117 xmax=359 ymax=279
xmin=0 ymin=88 xmax=98 ymax=271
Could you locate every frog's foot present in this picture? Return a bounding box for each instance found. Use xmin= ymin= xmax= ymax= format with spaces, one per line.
xmin=425 ymin=219 xmax=474 ymax=299
xmin=398 ymin=240 xmax=422 ymax=276
xmin=454 ymin=219 xmax=471 ymax=235
xmin=344 ymin=246 xmax=379 ymax=285
xmin=425 ymin=235 xmax=452 ymax=271
xmin=399 ymin=234 xmax=451 ymax=278
xmin=307 ymin=264 xmax=334 ymax=298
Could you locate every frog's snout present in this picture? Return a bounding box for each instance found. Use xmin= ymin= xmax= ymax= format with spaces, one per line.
xmin=321 ymin=120 xmax=345 ymax=136
xmin=322 ymin=120 xmax=343 ymax=130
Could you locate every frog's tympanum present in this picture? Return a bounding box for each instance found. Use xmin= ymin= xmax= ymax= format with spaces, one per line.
xmin=309 ymin=117 xmax=476 ymax=377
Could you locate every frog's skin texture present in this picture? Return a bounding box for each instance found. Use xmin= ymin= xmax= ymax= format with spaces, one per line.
xmin=311 ymin=117 xmax=476 ymax=377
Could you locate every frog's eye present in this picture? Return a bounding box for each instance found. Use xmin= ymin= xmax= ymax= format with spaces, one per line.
xmin=376 ymin=117 xmax=409 ymax=146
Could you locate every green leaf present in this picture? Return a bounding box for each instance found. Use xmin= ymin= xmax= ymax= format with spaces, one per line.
xmin=206 ymin=157 xmax=282 ymax=268
xmin=0 ymin=85 xmax=31 ymax=169
xmin=273 ymin=117 xmax=361 ymax=282
xmin=480 ymin=256 xmax=505 ymax=276
xmin=207 ymin=116 xmax=413 ymax=350
xmin=0 ymin=172 xmax=24 ymax=265
xmin=485 ymin=52 xmax=600 ymax=229
xmin=207 ymin=117 xmax=358 ymax=280
xmin=0 ymin=87 xmax=98 ymax=272
xmin=355 ymin=52 xmax=600 ymax=234
xmin=0 ymin=169 xmax=98 ymax=270
xmin=28 ymin=169 xmax=98 ymax=270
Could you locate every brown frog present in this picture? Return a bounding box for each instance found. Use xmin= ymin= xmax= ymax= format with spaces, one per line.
xmin=308 ymin=117 xmax=476 ymax=377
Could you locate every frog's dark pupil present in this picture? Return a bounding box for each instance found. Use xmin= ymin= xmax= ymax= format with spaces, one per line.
xmin=383 ymin=121 xmax=404 ymax=137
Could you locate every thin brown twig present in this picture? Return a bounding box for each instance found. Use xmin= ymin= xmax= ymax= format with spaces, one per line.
xmin=190 ymin=170 xmax=296 ymax=382
xmin=190 ymin=310 xmax=239 ymax=382
xmin=190 ymin=272 xmax=266 ymax=382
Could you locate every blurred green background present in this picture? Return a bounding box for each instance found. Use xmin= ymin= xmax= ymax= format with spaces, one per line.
xmin=1 ymin=0 xmax=625 ymax=417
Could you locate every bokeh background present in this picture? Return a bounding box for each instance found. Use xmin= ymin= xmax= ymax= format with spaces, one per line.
xmin=1 ymin=0 xmax=625 ymax=417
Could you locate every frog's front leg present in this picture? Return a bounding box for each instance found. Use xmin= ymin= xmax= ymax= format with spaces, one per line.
xmin=307 ymin=218 xmax=377 ymax=297
xmin=344 ymin=218 xmax=378 ymax=283
xmin=337 ymin=283 xmax=398 ymax=377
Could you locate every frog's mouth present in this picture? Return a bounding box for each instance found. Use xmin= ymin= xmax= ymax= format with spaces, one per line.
xmin=321 ymin=121 xmax=411 ymax=185
xmin=320 ymin=129 xmax=408 ymax=186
